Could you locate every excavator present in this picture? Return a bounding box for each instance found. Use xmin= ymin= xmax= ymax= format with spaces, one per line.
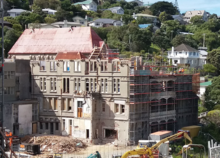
xmin=121 ymin=130 xmax=192 ymax=158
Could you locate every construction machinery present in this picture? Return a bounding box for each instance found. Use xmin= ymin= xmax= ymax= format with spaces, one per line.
xmin=121 ymin=131 xmax=192 ymax=158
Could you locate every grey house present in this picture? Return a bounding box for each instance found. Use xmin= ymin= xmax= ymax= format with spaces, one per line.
xmin=107 ymin=7 xmax=124 ymax=15
xmin=89 ymin=18 xmax=123 ymax=28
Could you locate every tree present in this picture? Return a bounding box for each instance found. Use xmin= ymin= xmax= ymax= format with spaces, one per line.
xmin=159 ymin=11 xmax=173 ymax=23
xmin=207 ymin=110 xmax=220 ymax=126
xmin=203 ymin=64 xmax=217 ymax=74
xmin=204 ymin=76 xmax=220 ymax=109
xmin=101 ymin=10 xmax=113 ymax=19
xmin=207 ymin=49 xmax=220 ymax=74
xmin=33 ymin=0 xmax=60 ymax=9
xmin=152 ymin=34 xmax=171 ymax=51
xmin=190 ymin=15 xmax=205 ymax=25
xmin=171 ymin=34 xmax=197 ymax=48
xmin=44 ymin=15 xmax=57 ymax=24
xmin=150 ymin=1 xmax=178 ymax=16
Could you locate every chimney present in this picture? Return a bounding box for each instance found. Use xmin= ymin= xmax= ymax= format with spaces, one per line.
xmin=171 ymin=46 xmax=174 ymax=56
xmin=64 ymin=20 xmax=67 ymax=28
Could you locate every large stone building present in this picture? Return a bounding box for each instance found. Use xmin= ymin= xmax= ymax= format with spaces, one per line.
xmin=8 ymin=27 xmax=199 ymax=145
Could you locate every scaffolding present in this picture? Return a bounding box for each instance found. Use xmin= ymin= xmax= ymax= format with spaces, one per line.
xmin=128 ymin=56 xmax=200 ymax=143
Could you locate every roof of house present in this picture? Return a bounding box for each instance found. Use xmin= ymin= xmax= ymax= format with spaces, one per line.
xmin=107 ymin=6 xmax=123 ymax=11
xmin=200 ymin=81 xmax=212 ymax=87
xmin=7 ymin=8 xmax=28 ymax=13
xmin=174 ymin=44 xmax=198 ymax=52
xmin=52 ymin=21 xmax=81 ymax=25
xmin=74 ymin=0 xmax=95 ymax=5
xmin=8 ymin=27 xmax=104 ymax=55
xmin=134 ymin=13 xmax=157 ymax=18
xmin=199 ymin=50 xmax=208 ymax=56
xmin=55 ymin=52 xmax=86 ymax=60
xmin=42 ymin=8 xmax=57 ymax=13
xmin=143 ymin=3 xmax=153 ymax=6
xmin=93 ymin=18 xmax=121 ymax=24
xmin=0 ymin=19 xmax=12 ymax=25
xmin=185 ymin=10 xmax=206 ymax=17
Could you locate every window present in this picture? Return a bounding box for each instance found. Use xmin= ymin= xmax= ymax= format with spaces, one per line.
xmin=45 ymin=122 xmax=48 ymax=130
xmin=101 ymin=62 xmax=104 ymax=71
xmin=40 ymin=123 xmax=43 ymax=129
xmin=115 ymin=104 xmax=119 ymax=113
xmin=78 ymin=78 xmax=81 ymax=91
xmin=40 ymin=61 xmax=46 ymax=71
xmin=61 ymin=99 xmax=66 ymax=110
xmin=49 ymin=98 xmax=52 ymax=110
xmin=10 ymin=71 xmax=15 ymax=78
xmin=101 ymin=61 xmax=108 ymax=72
xmin=185 ymin=52 xmax=187 ymax=55
xmin=63 ymin=78 xmax=69 ymax=93
xmin=77 ymin=101 xmax=83 ymax=117
xmin=105 ymin=79 xmax=108 ymax=93
xmin=74 ymin=78 xmax=77 ymax=91
xmin=121 ymin=105 xmax=125 ymax=114
xmin=91 ymin=79 xmax=93 ymax=91
xmin=54 ymin=98 xmax=58 ymax=110
xmin=43 ymin=78 xmax=46 ymax=91
xmin=90 ymin=61 xmax=93 ymax=71
xmin=179 ymin=52 xmax=182 ymax=54
xmin=113 ymin=79 xmax=116 ymax=93
xmin=68 ymin=99 xmax=71 ymax=111
xmin=54 ymin=78 xmax=56 ymax=91
xmin=86 ymin=79 xmax=89 ymax=91
xmin=55 ymin=122 xmax=59 ymax=130
xmin=101 ymin=79 xmax=104 ymax=92
xmin=94 ymin=62 xmax=97 ymax=71
xmin=50 ymin=78 xmax=53 ymax=91
xmin=94 ymin=79 xmax=97 ymax=92
xmin=102 ymin=102 xmax=105 ymax=112
xmin=40 ymin=78 xmax=43 ymax=90
xmin=4 ymin=71 xmax=7 ymax=79
xmin=50 ymin=61 xmax=57 ymax=71
xmin=63 ymin=119 xmax=65 ymax=131
xmin=117 ymin=79 xmax=120 ymax=93
xmin=43 ymin=98 xmax=47 ymax=110
xmin=193 ymin=52 xmax=196 ymax=56
xmin=63 ymin=61 xmax=70 ymax=72
xmin=75 ymin=61 xmax=81 ymax=72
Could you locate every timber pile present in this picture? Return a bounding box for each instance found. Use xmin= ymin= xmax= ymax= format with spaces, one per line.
xmin=21 ymin=135 xmax=86 ymax=153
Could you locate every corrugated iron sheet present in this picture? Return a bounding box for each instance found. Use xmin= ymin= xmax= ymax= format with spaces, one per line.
xmin=9 ymin=27 xmax=103 ymax=54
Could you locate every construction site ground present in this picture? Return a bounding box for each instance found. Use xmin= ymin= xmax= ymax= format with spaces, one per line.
xmin=19 ymin=135 xmax=137 ymax=158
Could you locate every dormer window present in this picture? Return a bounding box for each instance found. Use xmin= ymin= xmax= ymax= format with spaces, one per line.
xmin=185 ymin=52 xmax=187 ymax=55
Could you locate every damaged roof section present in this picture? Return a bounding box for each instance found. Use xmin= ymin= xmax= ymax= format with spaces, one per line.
xmin=8 ymin=27 xmax=104 ymax=55
xmin=55 ymin=52 xmax=87 ymax=60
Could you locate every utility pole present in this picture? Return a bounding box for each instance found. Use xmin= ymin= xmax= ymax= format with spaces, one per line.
xmin=203 ymin=33 xmax=206 ymax=47
xmin=0 ymin=0 xmax=4 ymax=157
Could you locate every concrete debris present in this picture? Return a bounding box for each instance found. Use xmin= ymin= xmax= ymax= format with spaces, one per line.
xmin=21 ymin=135 xmax=87 ymax=153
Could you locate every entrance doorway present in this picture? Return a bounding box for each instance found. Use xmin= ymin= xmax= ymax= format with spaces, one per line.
xmin=86 ymin=129 xmax=89 ymax=139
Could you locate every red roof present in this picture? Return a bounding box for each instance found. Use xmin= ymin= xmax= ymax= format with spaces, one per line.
xmin=8 ymin=27 xmax=104 ymax=55
xmin=55 ymin=52 xmax=86 ymax=60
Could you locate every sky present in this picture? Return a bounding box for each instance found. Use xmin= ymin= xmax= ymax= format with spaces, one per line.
xmin=143 ymin=0 xmax=220 ymax=15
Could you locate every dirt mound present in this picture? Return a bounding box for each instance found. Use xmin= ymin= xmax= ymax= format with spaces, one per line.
xmin=21 ymin=135 xmax=87 ymax=153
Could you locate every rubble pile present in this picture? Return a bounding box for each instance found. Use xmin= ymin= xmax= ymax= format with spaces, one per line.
xmin=21 ymin=135 xmax=87 ymax=153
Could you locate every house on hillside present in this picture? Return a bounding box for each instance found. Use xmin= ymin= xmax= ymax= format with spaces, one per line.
xmin=199 ymin=81 xmax=211 ymax=98
xmin=42 ymin=8 xmax=57 ymax=15
xmin=107 ymin=7 xmax=124 ymax=15
xmin=138 ymin=24 xmax=159 ymax=32
xmin=167 ymin=43 xmax=207 ymax=68
xmin=73 ymin=15 xmax=92 ymax=26
xmin=133 ymin=13 xmax=158 ymax=25
xmin=172 ymin=14 xmax=184 ymax=23
xmin=184 ymin=10 xmax=209 ymax=23
xmin=89 ymin=18 xmax=123 ymax=28
xmin=129 ymin=0 xmax=143 ymax=6
xmin=73 ymin=0 xmax=97 ymax=12
xmin=7 ymin=8 xmax=29 ymax=17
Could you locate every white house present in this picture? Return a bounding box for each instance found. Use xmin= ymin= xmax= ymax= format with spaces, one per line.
xmin=74 ymin=0 xmax=97 ymax=12
xmin=133 ymin=13 xmax=158 ymax=25
xmin=167 ymin=43 xmax=207 ymax=68
xmin=7 ymin=8 xmax=28 ymax=17
xmin=107 ymin=7 xmax=124 ymax=14
xmin=184 ymin=10 xmax=209 ymax=23
xmin=89 ymin=18 xmax=123 ymax=28
xmin=42 ymin=8 xmax=57 ymax=15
